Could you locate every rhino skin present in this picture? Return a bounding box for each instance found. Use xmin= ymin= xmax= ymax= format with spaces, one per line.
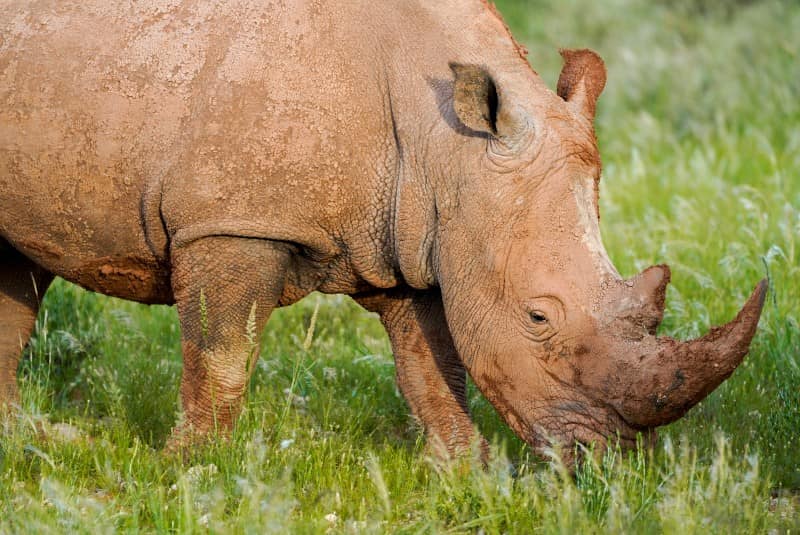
xmin=0 ymin=0 xmax=766 ymax=464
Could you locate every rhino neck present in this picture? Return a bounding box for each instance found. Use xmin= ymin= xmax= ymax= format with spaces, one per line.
xmin=384 ymin=80 xmax=437 ymax=290
xmin=384 ymin=68 xmax=481 ymax=291
xmin=381 ymin=0 xmax=534 ymax=291
xmin=381 ymin=43 xmax=444 ymax=290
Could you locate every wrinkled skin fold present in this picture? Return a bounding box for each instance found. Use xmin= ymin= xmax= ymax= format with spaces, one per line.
xmin=0 ymin=0 xmax=766 ymax=466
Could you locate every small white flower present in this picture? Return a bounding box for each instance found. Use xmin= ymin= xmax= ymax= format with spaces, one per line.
xmin=49 ymin=422 xmax=83 ymax=443
xmin=280 ymin=439 xmax=294 ymax=450
xmin=283 ymin=388 xmax=308 ymax=407
xmin=186 ymin=463 xmax=218 ymax=483
xmin=323 ymin=367 xmax=337 ymax=381
xmin=324 ymin=512 xmax=338 ymax=524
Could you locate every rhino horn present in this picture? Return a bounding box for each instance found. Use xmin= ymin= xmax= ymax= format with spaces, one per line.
xmin=616 ymin=279 xmax=768 ymax=428
xmin=617 ymin=264 xmax=671 ymax=335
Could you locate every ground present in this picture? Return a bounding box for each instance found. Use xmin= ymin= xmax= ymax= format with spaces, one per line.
xmin=1 ymin=0 xmax=799 ymax=532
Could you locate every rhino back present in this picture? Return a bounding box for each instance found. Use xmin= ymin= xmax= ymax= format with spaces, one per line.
xmin=0 ymin=0 xmax=402 ymax=302
xmin=0 ymin=0 xmax=529 ymax=302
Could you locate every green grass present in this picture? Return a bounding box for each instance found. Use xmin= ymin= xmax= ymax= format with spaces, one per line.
xmin=2 ymin=0 xmax=799 ymax=531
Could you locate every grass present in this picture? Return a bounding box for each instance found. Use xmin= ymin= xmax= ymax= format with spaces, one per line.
xmin=2 ymin=0 xmax=799 ymax=531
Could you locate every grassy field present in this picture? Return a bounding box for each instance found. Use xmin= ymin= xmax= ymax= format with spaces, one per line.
xmin=2 ymin=0 xmax=799 ymax=532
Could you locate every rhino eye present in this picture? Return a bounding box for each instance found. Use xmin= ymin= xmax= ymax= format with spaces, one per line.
xmin=523 ymin=296 xmax=563 ymax=342
xmin=530 ymin=311 xmax=548 ymax=324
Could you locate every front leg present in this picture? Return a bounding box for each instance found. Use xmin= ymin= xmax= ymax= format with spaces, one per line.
xmin=168 ymin=236 xmax=289 ymax=448
xmin=355 ymin=289 xmax=488 ymax=459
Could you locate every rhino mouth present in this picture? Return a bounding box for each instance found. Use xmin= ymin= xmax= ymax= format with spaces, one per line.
xmin=530 ymin=400 xmax=655 ymax=463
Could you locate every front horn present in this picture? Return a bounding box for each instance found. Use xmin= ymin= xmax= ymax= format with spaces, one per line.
xmin=615 ymin=279 xmax=768 ymax=428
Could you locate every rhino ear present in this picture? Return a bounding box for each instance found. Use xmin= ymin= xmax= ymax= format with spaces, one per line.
xmin=556 ymin=49 xmax=606 ymax=121
xmin=450 ymin=63 xmax=500 ymax=135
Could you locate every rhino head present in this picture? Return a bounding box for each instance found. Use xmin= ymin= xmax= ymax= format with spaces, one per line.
xmin=434 ymin=49 xmax=766 ymax=464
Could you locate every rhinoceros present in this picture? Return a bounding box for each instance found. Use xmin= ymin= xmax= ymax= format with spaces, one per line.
xmin=0 ymin=0 xmax=766 ymax=464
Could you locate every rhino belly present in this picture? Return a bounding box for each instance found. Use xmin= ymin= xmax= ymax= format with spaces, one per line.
xmin=0 ymin=170 xmax=172 ymax=304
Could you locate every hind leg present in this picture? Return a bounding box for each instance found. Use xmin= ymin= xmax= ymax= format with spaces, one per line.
xmin=0 ymin=245 xmax=53 ymax=416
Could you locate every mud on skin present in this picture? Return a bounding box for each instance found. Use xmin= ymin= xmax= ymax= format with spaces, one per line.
xmin=0 ymin=0 xmax=766 ymax=466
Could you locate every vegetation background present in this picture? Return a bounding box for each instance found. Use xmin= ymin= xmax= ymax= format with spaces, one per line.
xmin=1 ymin=0 xmax=799 ymax=532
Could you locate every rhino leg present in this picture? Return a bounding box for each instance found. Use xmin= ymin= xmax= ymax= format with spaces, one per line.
xmin=167 ymin=236 xmax=289 ymax=449
xmin=0 ymin=244 xmax=53 ymax=418
xmin=356 ymin=289 xmax=488 ymax=460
